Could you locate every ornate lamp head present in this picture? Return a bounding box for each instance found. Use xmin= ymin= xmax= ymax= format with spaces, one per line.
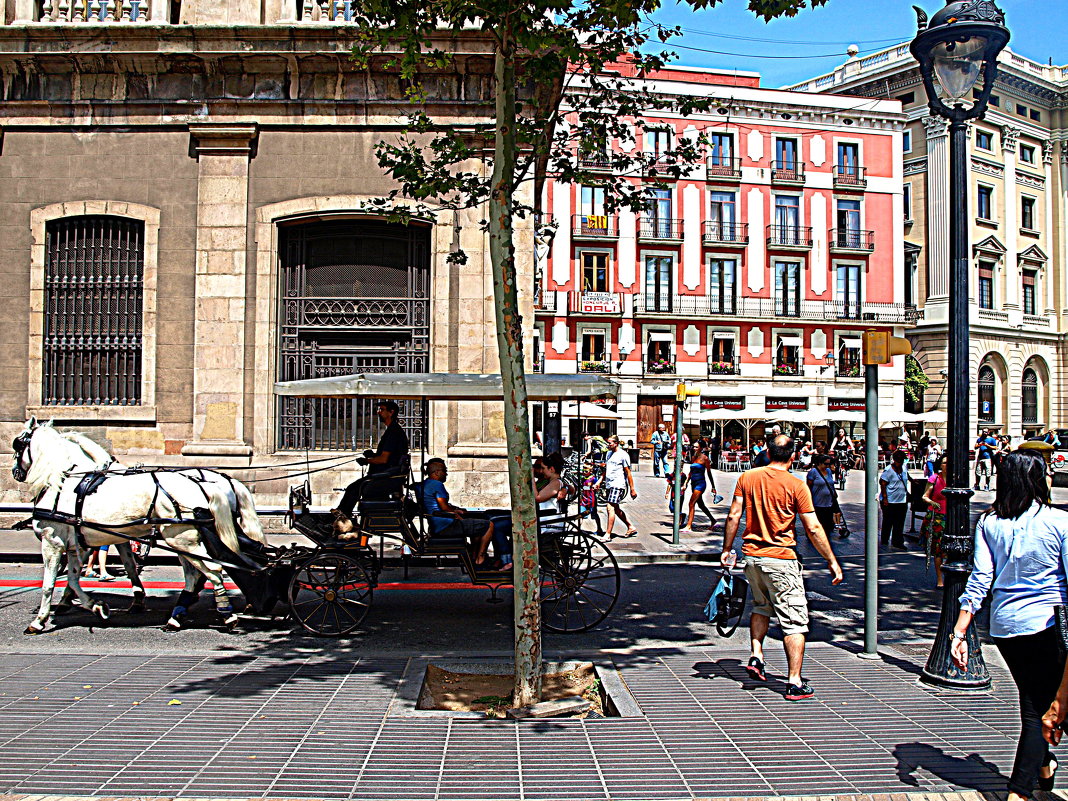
xmin=910 ymin=0 xmax=1010 ymax=121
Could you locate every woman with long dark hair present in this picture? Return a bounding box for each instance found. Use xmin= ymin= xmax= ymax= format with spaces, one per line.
xmin=951 ymin=450 xmax=1067 ymax=801
xmin=922 ymin=454 xmax=949 ymax=587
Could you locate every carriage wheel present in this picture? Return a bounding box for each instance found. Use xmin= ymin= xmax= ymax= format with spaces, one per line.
xmin=288 ymin=552 xmax=373 ymax=636
xmin=540 ymin=530 xmax=620 ymax=633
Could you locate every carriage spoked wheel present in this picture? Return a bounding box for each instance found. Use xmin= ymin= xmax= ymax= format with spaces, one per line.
xmin=539 ymin=530 xmax=620 ymax=633
xmin=288 ymin=552 xmax=373 ymax=636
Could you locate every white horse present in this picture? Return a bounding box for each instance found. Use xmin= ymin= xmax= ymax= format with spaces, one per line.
xmin=13 ymin=418 xmax=248 ymax=634
xmin=60 ymin=430 xmax=267 ymax=547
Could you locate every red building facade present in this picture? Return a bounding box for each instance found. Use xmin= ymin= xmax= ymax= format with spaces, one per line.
xmin=534 ymin=66 xmax=912 ymax=451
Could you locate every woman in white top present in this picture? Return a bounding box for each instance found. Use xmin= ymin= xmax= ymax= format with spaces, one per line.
xmin=535 ymin=452 xmax=565 ymax=533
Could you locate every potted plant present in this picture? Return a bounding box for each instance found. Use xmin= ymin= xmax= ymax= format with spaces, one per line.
xmin=708 ymin=361 xmax=736 ymax=375
xmin=838 ymin=364 xmax=861 ymax=378
xmin=580 ymin=359 xmax=609 ymax=373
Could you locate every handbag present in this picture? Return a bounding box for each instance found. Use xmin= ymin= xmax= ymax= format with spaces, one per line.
xmin=1056 ymin=605 xmax=1068 ymax=655
xmin=703 ymin=569 xmax=749 ymax=637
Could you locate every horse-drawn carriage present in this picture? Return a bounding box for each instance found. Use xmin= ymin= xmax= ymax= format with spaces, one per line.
xmin=11 ymin=373 xmax=622 ymax=637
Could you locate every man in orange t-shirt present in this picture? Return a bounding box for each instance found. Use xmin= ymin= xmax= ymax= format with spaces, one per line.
xmin=721 ymin=434 xmax=844 ymax=701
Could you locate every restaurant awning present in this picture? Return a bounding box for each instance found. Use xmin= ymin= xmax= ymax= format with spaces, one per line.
xmin=274 ymin=372 xmax=620 ymax=401
xmin=840 ymin=337 xmax=863 ymax=349
xmin=562 ymin=401 xmax=621 ymax=420
xmin=647 ymin=331 xmax=673 ymax=342
xmin=778 ymin=335 xmax=803 ymax=347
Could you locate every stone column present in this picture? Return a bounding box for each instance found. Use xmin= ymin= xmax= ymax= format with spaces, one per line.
xmin=1044 ymin=140 xmax=1056 ymax=315
xmin=182 ymin=123 xmax=258 ymax=457
xmin=1002 ymin=126 xmax=1021 ymax=316
xmin=922 ymin=115 xmax=950 ymax=322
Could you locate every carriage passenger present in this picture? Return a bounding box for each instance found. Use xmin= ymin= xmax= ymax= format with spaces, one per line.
xmin=421 ymin=460 xmax=497 ymax=569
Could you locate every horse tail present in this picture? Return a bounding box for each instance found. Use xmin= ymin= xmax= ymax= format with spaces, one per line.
xmin=229 ymin=478 xmax=267 ymax=545
xmin=205 ymin=484 xmax=242 ymax=557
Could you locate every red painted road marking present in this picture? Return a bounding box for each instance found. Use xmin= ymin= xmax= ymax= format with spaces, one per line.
xmin=0 ymin=578 xmax=510 ymax=591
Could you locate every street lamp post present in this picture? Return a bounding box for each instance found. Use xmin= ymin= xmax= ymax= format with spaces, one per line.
xmin=910 ymin=0 xmax=1009 ymax=689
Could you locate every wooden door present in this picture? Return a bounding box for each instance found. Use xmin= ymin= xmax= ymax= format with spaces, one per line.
xmin=637 ymin=397 xmax=666 ymax=456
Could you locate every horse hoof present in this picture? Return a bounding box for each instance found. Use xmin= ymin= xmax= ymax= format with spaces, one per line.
xmin=92 ymin=602 xmax=111 ymax=620
xmin=24 ymin=624 xmax=44 ymax=635
xmin=223 ymin=614 xmax=239 ymax=631
xmin=164 ymin=617 xmax=182 ymax=631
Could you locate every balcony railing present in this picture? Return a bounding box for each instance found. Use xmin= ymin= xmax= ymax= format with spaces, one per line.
xmin=702 ymin=221 xmax=749 ymax=246
xmin=568 ymin=291 xmax=624 ymax=316
xmin=533 ymin=288 xmax=557 ymax=313
xmin=833 ymin=165 xmax=868 ymax=189
xmin=1023 ymin=313 xmax=1051 ymax=328
xmin=707 ymin=361 xmax=741 ymax=378
xmin=706 ymin=157 xmax=743 ymax=182
xmin=830 ymin=229 xmax=875 ymax=251
xmin=578 ymin=359 xmax=611 ymax=374
xmin=638 ymin=218 xmax=683 ymax=241
xmin=578 ymin=152 xmax=613 ymax=171
xmin=572 ymin=214 xmax=618 ymax=240
xmin=644 ymin=361 xmax=676 ymax=376
xmin=771 ymin=162 xmax=805 ymax=184
xmin=766 ymin=225 xmax=814 ymax=248
xmin=836 ymin=364 xmax=862 ymax=379
xmin=633 ymin=294 xmax=919 ymax=324
xmin=773 ymin=358 xmax=804 ymax=377
xmin=38 ymin=0 xmax=153 ymax=21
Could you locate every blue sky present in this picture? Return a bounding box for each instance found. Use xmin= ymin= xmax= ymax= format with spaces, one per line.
xmin=648 ymin=0 xmax=1066 ymax=88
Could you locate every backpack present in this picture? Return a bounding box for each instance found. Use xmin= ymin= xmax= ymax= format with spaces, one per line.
xmin=703 ymin=569 xmax=749 ymax=636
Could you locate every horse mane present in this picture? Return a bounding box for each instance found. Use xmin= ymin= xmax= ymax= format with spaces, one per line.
xmin=24 ymin=426 xmax=97 ymax=497
xmin=61 ymin=431 xmax=115 ymax=468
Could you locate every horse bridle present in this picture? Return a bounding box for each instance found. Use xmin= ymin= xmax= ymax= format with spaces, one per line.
xmin=11 ymin=429 xmax=32 ymax=483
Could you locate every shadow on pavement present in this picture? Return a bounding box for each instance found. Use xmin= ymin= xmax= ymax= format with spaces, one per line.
xmin=894 ymin=742 xmax=1007 ymax=792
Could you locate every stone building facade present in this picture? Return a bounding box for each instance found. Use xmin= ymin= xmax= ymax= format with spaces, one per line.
xmin=791 ymin=45 xmax=1068 ymax=440
xmin=0 ymin=8 xmax=531 ymax=505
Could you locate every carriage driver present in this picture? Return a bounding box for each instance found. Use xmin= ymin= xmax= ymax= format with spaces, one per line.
xmin=334 ymin=399 xmax=410 ymax=520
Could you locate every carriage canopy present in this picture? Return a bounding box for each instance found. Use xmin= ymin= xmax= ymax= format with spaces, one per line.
xmin=274 ymin=372 xmax=620 ymax=401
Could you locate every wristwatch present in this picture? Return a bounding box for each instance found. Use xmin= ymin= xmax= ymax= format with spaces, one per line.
xmin=950 ymin=632 xmax=967 ymax=643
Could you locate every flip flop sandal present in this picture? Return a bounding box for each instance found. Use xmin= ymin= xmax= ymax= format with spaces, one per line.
xmin=97 ymin=575 xmax=116 ymax=582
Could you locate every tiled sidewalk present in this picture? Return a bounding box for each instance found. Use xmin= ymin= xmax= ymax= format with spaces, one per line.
xmin=0 ymin=642 xmax=1056 ymax=801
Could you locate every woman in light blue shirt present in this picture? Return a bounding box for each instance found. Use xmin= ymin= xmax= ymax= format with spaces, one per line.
xmin=952 ymin=450 xmax=1067 ymax=800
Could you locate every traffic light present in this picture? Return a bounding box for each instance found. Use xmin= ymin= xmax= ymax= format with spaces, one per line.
xmin=675 ymin=383 xmax=702 ymax=402
xmin=863 ymin=330 xmax=912 ymax=365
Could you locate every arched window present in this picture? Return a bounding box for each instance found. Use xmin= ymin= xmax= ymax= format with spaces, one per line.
xmin=1022 ymin=368 xmax=1039 ymax=426
xmin=277 ymin=219 xmax=430 ymax=451
xmin=978 ymin=365 xmax=996 ymax=424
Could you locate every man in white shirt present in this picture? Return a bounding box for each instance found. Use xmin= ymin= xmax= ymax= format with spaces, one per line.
xmin=594 ymin=435 xmax=638 ymax=538
xmin=879 ymin=450 xmax=910 ymax=550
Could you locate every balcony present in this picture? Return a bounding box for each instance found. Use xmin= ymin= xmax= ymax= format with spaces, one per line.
xmin=706 ymin=157 xmax=743 ymax=182
xmin=578 ymin=359 xmax=611 ymax=374
xmin=833 ymin=165 xmax=868 ymax=190
xmin=766 ymin=225 xmax=814 ymax=249
xmin=830 ymin=229 xmax=875 ymax=252
xmin=836 ymin=364 xmax=862 ymax=379
xmin=571 ymin=214 xmax=618 ymax=240
xmin=632 ymin=294 xmax=919 ymax=324
xmin=771 ymin=162 xmax=806 ymax=185
xmin=707 ymin=360 xmax=741 ymax=379
xmin=638 ymin=218 xmax=684 ymax=242
xmin=702 ymin=221 xmax=749 ymax=247
xmin=1023 ymin=313 xmax=1051 ymax=328
xmin=567 ymin=291 xmax=624 ymax=316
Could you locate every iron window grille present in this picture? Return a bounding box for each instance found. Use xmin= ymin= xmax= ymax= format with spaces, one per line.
xmin=43 ymin=215 xmax=144 ymax=406
xmin=277 ymin=220 xmax=430 ymax=451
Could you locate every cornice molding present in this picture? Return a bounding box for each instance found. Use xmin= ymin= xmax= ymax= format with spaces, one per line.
xmin=188 ymin=122 xmax=259 ymax=159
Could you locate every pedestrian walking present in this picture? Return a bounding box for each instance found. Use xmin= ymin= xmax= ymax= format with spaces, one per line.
xmin=721 ymin=435 xmax=844 ymax=701
xmin=681 ymin=441 xmax=718 ymax=534
xmin=974 ymin=429 xmax=996 ymax=491
xmin=879 ymin=450 xmax=910 ymax=550
xmin=594 ymin=435 xmax=637 ymax=539
xmin=925 ymin=436 xmax=942 ymax=477
xmin=951 ymin=450 xmax=1066 ymax=801
xmin=922 ymin=454 xmax=949 ymax=587
xmin=806 ymin=454 xmax=843 ymax=540
xmin=650 ymin=423 xmax=670 ymax=478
